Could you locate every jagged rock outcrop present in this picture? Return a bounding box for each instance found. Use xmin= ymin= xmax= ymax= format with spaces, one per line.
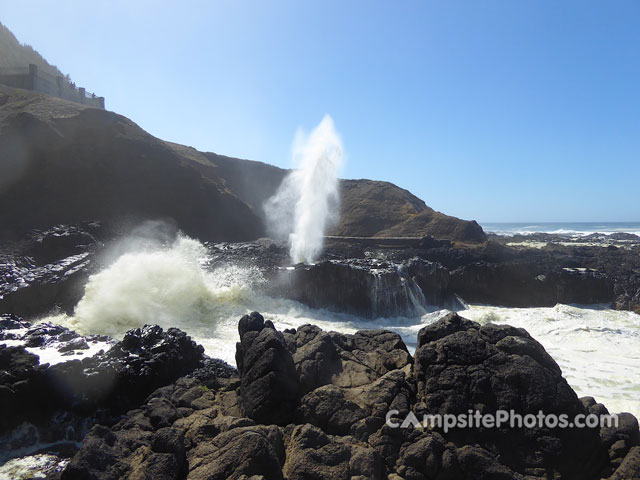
xmin=60 ymin=313 xmax=640 ymax=479
xmin=0 ymin=223 xmax=101 ymax=317
xmin=235 ymin=312 xmax=300 ymax=425
xmin=414 ymin=312 xmax=608 ymax=478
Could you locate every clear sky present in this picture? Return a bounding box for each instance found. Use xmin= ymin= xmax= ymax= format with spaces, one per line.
xmin=1 ymin=1 xmax=638 ymax=222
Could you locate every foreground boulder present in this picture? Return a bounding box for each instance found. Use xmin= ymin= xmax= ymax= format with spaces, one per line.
xmin=235 ymin=312 xmax=300 ymax=425
xmin=414 ymin=312 xmax=608 ymax=478
xmin=61 ymin=312 xmax=640 ymax=479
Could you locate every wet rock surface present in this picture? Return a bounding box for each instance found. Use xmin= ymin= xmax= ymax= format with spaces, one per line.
xmin=274 ymin=259 xmax=434 ymax=318
xmin=0 ymin=223 xmax=103 ymax=318
xmin=58 ymin=312 xmax=639 ymax=479
xmin=211 ymin=233 xmax=640 ymax=314
xmin=0 ymin=315 xmax=208 ymax=463
xmin=2 ymin=224 xmax=640 ymax=321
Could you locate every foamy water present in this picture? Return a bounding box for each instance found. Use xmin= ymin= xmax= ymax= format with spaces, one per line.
xmin=463 ymin=305 xmax=640 ymax=418
xmin=44 ymin=235 xmax=640 ymax=419
xmin=482 ymin=222 xmax=640 ymax=237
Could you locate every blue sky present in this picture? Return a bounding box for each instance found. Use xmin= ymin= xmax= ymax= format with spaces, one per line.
xmin=1 ymin=1 xmax=638 ymax=222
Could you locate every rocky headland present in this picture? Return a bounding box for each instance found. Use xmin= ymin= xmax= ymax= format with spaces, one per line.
xmin=0 ymin=86 xmax=482 ymax=245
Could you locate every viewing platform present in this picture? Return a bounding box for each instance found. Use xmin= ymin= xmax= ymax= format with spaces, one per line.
xmin=0 ymin=63 xmax=104 ymax=109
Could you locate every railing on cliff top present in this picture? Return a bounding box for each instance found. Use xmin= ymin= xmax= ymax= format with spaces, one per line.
xmin=0 ymin=64 xmax=105 ymax=109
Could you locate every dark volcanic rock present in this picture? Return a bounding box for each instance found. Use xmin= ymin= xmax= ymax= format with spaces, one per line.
xmin=414 ymin=312 xmax=611 ymax=478
xmin=0 ymin=319 xmax=206 ymax=462
xmin=61 ymin=313 xmax=640 ymax=480
xmin=449 ymin=262 xmax=615 ymax=307
xmin=51 ymin=324 xmax=205 ymax=413
xmin=235 ymin=312 xmax=300 ymax=425
xmin=276 ymin=259 xmax=429 ymax=318
xmin=0 ymin=223 xmax=101 ymax=317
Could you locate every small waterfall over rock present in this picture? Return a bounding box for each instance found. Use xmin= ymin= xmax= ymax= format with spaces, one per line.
xmin=275 ymin=257 xmax=452 ymax=318
xmin=369 ymin=264 xmax=427 ymax=317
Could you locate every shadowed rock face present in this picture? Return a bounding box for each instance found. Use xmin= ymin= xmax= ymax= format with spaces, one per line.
xmin=0 ymin=223 xmax=101 ymax=317
xmin=449 ymin=262 xmax=615 ymax=307
xmin=0 ymin=86 xmax=485 ymax=246
xmin=274 ymin=259 xmax=432 ymax=318
xmin=0 ymin=86 xmax=263 ymax=242
xmin=57 ymin=313 xmax=639 ymax=480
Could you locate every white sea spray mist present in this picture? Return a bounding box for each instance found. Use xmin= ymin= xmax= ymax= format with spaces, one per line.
xmin=264 ymin=115 xmax=344 ymax=264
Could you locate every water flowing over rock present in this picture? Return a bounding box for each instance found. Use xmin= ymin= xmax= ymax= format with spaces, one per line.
xmin=275 ymin=259 xmax=430 ymax=318
xmin=270 ymin=256 xmax=465 ymax=318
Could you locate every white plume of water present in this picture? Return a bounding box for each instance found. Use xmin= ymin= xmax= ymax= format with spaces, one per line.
xmin=264 ymin=114 xmax=344 ymax=264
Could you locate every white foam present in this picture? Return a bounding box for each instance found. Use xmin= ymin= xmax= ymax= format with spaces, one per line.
xmin=463 ymin=304 xmax=640 ymax=417
xmin=0 ymin=338 xmax=112 ymax=366
xmin=0 ymin=453 xmax=69 ymax=479
xmin=40 ymin=235 xmax=640 ymax=420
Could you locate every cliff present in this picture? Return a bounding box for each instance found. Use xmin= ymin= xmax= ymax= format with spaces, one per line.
xmin=0 ymin=85 xmax=485 ymax=244
xmin=0 ymin=86 xmax=263 ymax=242
xmin=208 ymin=154 xmax=486 ymax=243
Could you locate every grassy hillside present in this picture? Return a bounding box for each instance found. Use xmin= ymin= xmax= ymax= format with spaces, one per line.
xmin=0 ymin=22 xmax=66 ymax=79
xmin=0 ymin=85 xmax=263 ymax=242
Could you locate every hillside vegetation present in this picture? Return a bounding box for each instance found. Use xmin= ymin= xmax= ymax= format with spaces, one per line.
xmin=0 ymin=85 xmax=485 ymax=243
xmin=0 ymin=22 xmax=66 ymax=79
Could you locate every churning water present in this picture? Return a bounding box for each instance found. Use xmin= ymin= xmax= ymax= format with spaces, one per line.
xmin=43 ymin=235 xmax=640 ymax=419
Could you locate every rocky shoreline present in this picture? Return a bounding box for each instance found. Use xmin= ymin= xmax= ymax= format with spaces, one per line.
xmin=1 ymin=312 xmax=639 ymax=479
xmin=2 ymin=224 xmax=640 ymax=323
xmin=1 ymin=225 xmax=640 ymax=478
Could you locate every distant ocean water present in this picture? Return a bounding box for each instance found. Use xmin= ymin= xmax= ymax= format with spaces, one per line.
xmin=480 ymin=222 xmax=640 ymax=236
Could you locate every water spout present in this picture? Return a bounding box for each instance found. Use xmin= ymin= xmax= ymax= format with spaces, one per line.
xmin=264 ymin=115 xmax=343 ymax=264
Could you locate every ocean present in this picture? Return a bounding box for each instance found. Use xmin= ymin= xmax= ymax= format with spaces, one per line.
xmin=35 ymin=234 xmax=640 ymax=421
xmin=481 ymin=222 xmax=640 ymax=236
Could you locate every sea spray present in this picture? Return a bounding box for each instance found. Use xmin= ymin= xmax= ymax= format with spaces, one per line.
xmin=36 ymin=234 xmax=640 ymax=418
xmin=264 ymin=115 xmax=344 ymax=264
xmin=47 ymin=235 xmax=261 ymax=339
